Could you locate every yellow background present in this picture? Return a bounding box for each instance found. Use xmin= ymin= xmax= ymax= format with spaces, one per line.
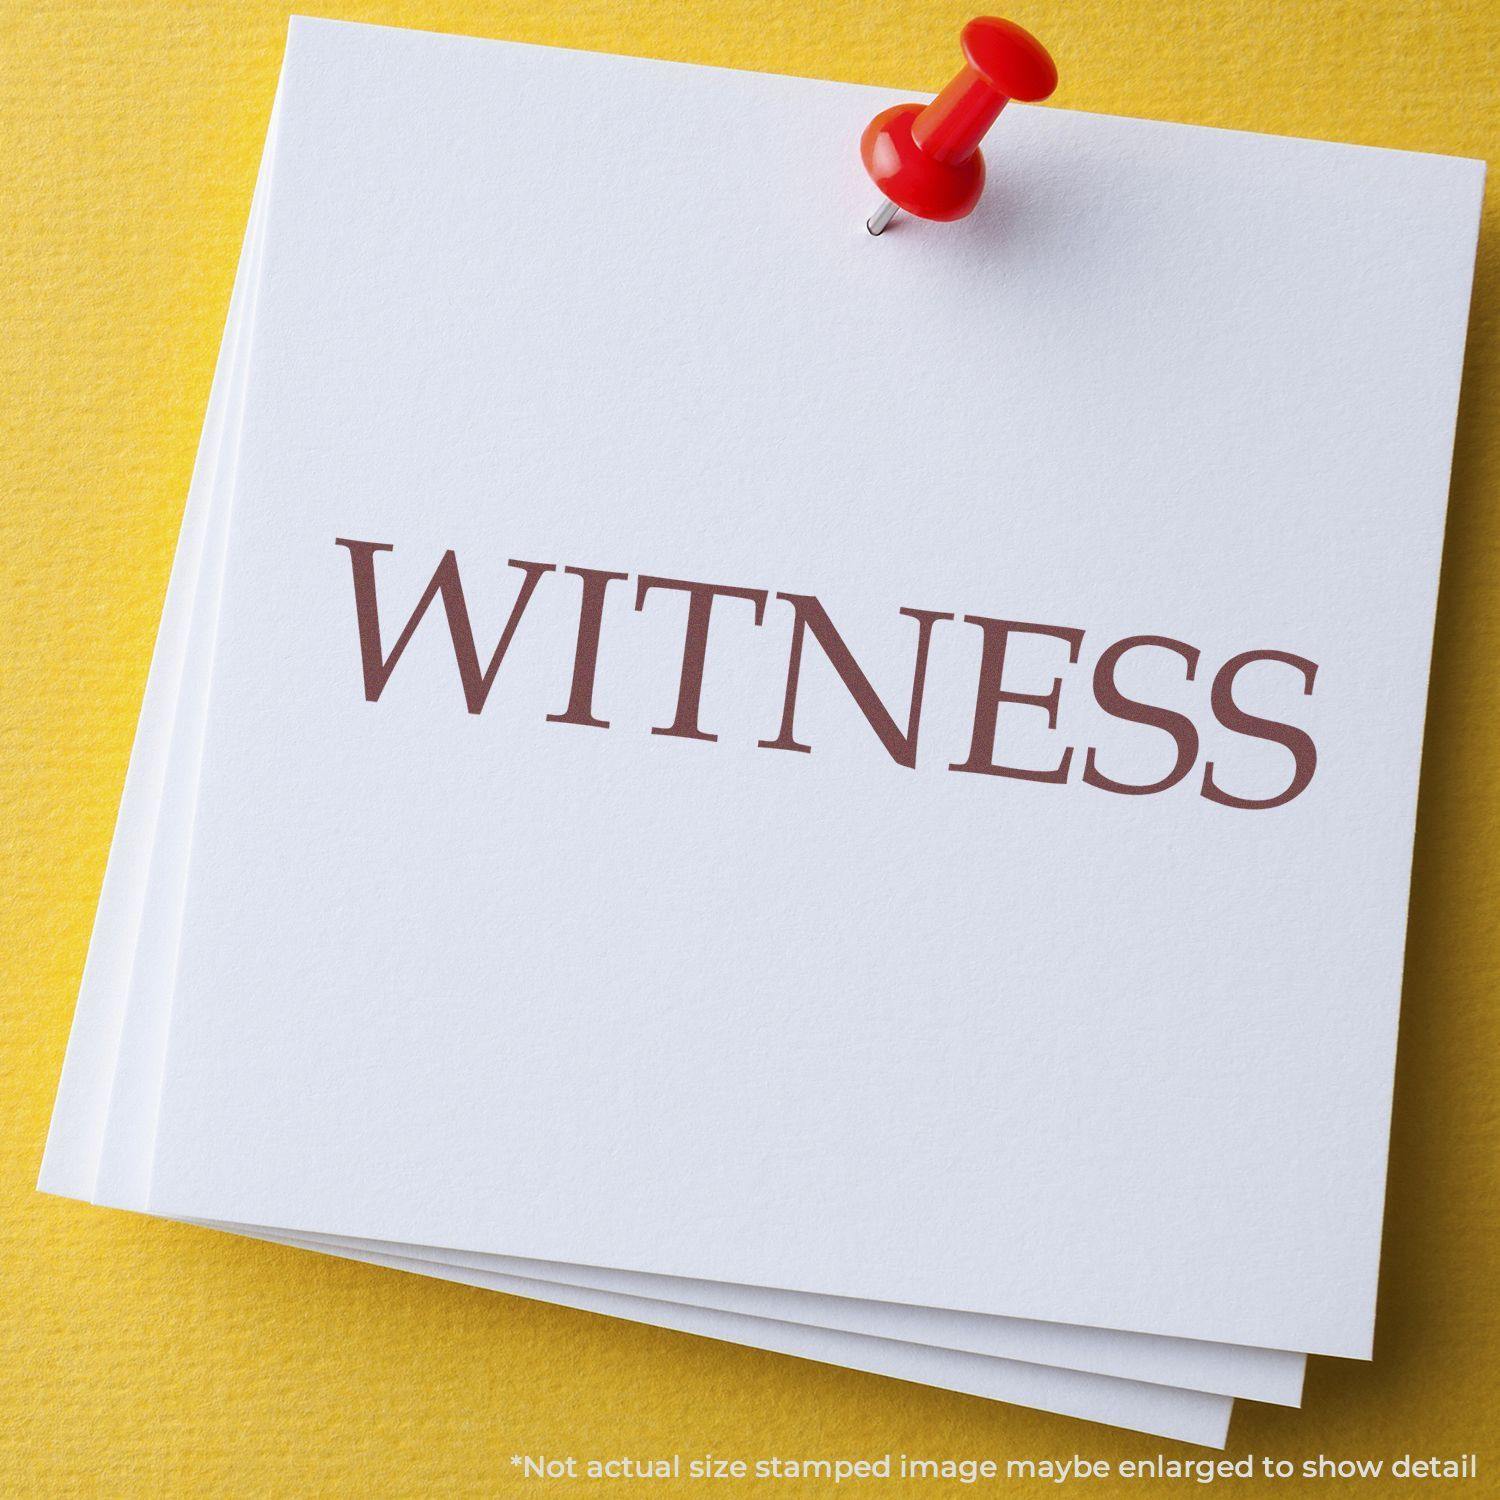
xmin=2 ymin=2 xmax=1495 ymax=1494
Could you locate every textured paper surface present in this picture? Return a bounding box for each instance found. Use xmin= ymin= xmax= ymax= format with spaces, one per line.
xmin=6 ymin=4 xmax=1496 ymax=1494
xmin=143 ymin=18 xmax=1477 ymax=1357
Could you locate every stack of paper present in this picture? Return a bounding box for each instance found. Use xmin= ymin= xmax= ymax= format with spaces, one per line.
xmin=40 ymin=18 xmax=1482 ymax=1448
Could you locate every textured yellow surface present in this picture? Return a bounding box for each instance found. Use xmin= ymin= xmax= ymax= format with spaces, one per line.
xmin=1 ymin=2 xmax=1496 ymax=1495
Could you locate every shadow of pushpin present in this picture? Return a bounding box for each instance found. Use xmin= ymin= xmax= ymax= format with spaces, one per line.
xmin=862 ymin=16 xmax=1057 ymax=236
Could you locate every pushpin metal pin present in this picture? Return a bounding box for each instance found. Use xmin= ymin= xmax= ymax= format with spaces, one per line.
xmin=862 ymin=16 xmax=1057 ymax=236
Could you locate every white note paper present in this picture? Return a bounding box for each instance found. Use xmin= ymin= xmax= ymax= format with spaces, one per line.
xmin=49 ymin=16 xmax=1483 ymax=1384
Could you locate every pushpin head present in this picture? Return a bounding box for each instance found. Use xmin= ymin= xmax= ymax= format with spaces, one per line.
xmin=862 ymin=17 xmax=1056 ymax=226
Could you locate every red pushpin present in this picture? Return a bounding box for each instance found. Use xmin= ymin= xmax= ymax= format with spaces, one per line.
xmin=862 ymin=16 xmax=1056 ymax=236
